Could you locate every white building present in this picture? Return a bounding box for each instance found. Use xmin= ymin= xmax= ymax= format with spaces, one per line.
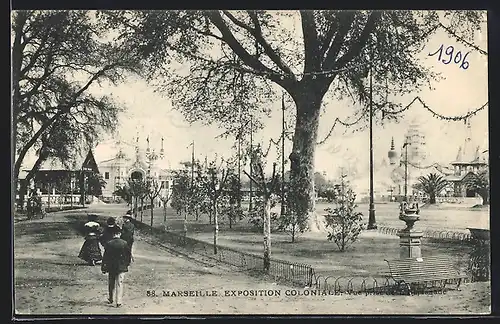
xmin=98 ymin=137 xmax=175 ymax=205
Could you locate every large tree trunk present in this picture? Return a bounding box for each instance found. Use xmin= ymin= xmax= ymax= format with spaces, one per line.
xmin=288 ymin=86 xmax=327 ymax=233
xmin=263 ymin=197 xmax=271 ymax=273
xmin=11 ymin=12 xmax=27 ymax=199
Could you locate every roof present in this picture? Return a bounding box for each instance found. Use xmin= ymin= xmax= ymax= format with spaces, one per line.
xmin=454 ymin=142 xmax=485 ymax=164
xmin=444 ymin=171 xmax=478 ymax=182
xmin=38 ymin=158 xmax=79 ymax=171
xmin=36 ymin=149 xmax=99 ymax=172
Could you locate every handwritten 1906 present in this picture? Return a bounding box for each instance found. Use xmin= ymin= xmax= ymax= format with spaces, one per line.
xmin=428 ymin=44 xmax=470 ymax=70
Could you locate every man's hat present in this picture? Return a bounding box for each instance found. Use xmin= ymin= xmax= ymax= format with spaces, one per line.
xmin=110 ymin=225 xmax=122 ymax=235
xmin=124 ymin=210 xmax=133 ymax=219
xmin=106 ymin=217 xmax=116 ymax=227
xmin=87 ymin=214 xmax=99 ymax=221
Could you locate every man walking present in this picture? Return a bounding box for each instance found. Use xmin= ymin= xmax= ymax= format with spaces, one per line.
xmin=100 ymin=217 xmax=118 ymax=249
xmin=101 ymin=226 xmax=131 ymax=308
xmin=121 ymin=213 xmax=135 ymax=260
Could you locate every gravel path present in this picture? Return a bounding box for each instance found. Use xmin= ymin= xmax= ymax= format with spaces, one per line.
xmin=13 ymin=211 xmax=491 ymax=315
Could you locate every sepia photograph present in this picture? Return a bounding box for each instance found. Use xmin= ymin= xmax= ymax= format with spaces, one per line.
xmin=11 ymin=9 xmax=490 ymax=316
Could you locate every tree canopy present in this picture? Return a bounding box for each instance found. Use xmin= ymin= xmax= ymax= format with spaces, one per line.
xmin=97 ymin=10 xmax=486 ymax=231
xmin=12 ymin=10 xmax=143 ymax=189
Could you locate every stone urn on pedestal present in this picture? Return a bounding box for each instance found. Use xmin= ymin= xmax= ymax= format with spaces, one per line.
xmin=397 ymin=201 xmax=424 ymax=259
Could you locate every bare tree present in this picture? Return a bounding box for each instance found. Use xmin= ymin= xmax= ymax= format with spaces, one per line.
xmin=146 ymin=179 xmax=162 ymax=230
xmin=244 ymin=149 xmax=280 ymax=273
xmin=139 ymin=181 xmax=149 ymax=222
xmin=203 ymin=159 xmax=230 ymax=255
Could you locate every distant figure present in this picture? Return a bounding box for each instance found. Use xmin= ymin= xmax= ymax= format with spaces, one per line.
xmin=121 ymin=213 xmax=135 ymax=259
xmin=100 ymin=217 xmax=119 ymax=249
xmin=78 ymin=214 xmax=103 ymax=266
xmin=27 ymin=190 xmax=45 ymax=219
xmin=101 ymin=226 xmax=132 ymax=308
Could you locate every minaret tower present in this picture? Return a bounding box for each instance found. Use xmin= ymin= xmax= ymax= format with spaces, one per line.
xmin=160 ymin=137 xmax=165 ymax=160
xmin=388 ymin=137 xmax=398 ymax=165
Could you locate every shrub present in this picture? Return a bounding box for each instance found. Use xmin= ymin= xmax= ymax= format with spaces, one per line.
xmin=324 ymin=176 xmax=365 ymax=251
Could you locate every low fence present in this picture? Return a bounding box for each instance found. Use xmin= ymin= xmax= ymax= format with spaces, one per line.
xmin=311 ymin=275 xmax=401 ymax=295
xmin=377 ymin=226 xmax=473 ymax=241
xmin=130 ymin=220 xmax=490 ymax=292
xmin=131 ymin=219 xmax=316 ymax=288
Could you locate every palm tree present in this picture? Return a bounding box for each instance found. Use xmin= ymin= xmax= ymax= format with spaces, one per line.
xmin=466 ymin=170 xmax=489 ymax=205
xmin=414 ymin=173 xmax=448 ymax=204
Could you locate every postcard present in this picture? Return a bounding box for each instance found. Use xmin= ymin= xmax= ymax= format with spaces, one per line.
xmin=12 ymin=9 xmax=490 ymax=316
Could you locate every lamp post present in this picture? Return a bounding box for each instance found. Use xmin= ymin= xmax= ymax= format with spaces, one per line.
xmin=281 ymin=93 xmax=287 ymax=217
xmin=367 ymin=45 xmax=377 ymax=230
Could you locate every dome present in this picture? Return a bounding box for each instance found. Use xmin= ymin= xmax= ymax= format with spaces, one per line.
xmin=388 ymin=137 xmax=398 ymax=165
xmin=388 ymin=150 xmax=398 ymax=159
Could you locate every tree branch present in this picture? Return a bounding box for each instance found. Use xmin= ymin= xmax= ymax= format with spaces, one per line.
xmin=207 ymin=11 xmax=294 ymax=89
xmin=247 ymin=10 xmax=297 ymax=79
xmin=327 ymin=11 xmax=382 ymax=71
xmin=300 ymin=10 xmax=321 ymax=73
xmin=322 ymin=11 xmax=356 ymax=67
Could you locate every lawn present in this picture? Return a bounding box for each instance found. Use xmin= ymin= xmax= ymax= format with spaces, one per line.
xmin=132 ymin=204 xmax=482 ymax=281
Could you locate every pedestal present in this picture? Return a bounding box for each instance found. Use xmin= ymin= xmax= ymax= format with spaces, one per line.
xmin=397 ymin=229 xmax=424 ymax=259
xmin=397 ymin=203 xmax=422 ymax=259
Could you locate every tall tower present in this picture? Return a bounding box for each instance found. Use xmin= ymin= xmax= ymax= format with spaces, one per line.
xmin=404 ymin=117 xmax=427 ymax=165
xmin=114 ymin=140 xmax=127 ymax=188
xmin=388 ymin=137 xmax=398 ymax=165
xmin=463 ymin=116 xmax=473 ymax=160
xmin=456 ymin=116 xmax=475 ymax=162
xmin=160 ymin=137 xmax=165 ymax=160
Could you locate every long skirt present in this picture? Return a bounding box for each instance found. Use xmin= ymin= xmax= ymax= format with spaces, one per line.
xmin=79 ymin=237 xmax=103 ymax=264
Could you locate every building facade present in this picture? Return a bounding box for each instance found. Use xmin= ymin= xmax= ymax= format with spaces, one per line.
xmin=97 ymin=137 xmax=175 ymax=205
xmin=19 ymin=149 xmax=101 ymax=208
xmin=444 ymin=118 xmax=488 ymax=197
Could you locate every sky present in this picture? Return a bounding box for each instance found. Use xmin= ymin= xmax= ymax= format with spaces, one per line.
xmin=21 ymin=11 xmax=489 ymax=180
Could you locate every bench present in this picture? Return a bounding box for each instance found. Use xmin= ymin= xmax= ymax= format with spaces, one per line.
xmin=384 ymin=256 xmax=468 ymax=295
